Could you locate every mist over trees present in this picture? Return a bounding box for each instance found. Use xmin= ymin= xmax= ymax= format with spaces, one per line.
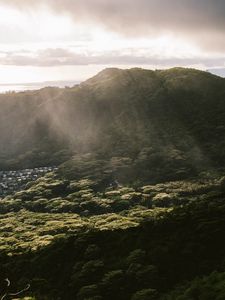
xmin=1 ymin=67 xmax=225 ymax=180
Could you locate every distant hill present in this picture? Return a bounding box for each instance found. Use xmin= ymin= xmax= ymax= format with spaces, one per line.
xmin=1 ymin=67 xmax=225 ymax=183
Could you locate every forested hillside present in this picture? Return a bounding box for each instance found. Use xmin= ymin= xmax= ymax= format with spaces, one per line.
xmin=1 ymin=68 xmax=225 ymax=182
xmin=0 ymin=68 xmax=225 ymax=299
xmin=0 ymin=189 xmax=224 ymax=299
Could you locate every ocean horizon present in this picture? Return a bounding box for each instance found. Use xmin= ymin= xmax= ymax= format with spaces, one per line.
xmin=0 ymin=80 xmax=80 ymax=93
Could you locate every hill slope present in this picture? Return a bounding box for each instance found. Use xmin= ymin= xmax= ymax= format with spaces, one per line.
xmin=1 ymin=67 xmax=225 ymax=183
xmin=0 ymin=68 xmax=225 ymax=300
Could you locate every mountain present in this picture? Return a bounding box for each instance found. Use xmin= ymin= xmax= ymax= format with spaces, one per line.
xmin=1 ymin=67 xmax=225 ymax=183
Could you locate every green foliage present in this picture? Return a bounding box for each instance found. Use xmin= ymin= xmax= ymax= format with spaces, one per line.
xmin=126 ymin=249 xmax=146 ymax=265
xmin=77 ymin=284 xmax=99 ymax=300
xmin=161 ymin=271 xmax=225 ymax=300
xmin=1 ymin=170 xmax=223 ymax=218
xmin=0 ymin=194 xmax=223 ymax=299
xmin=131 ymin=289 xmax=158 ymax=300
xmin=1 ymin=68 xmax=225 ymax=184
xmin=1 ymin=68 xmax=225 ymax=300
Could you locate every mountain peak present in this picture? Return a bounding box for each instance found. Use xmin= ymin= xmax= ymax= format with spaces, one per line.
xmin=83 ymin=68 xmax=123 ymax=86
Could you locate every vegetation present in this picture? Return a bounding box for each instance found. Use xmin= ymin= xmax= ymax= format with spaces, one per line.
xmin=0 ymin=193 xmax=224 ymax=299
xmin=0 ymin=169 xmax=224 ymax=299
xmin=1 ymin=68 xmax=225 ymax=182
xmin=0 ymin=68 xmax=225 ymax=299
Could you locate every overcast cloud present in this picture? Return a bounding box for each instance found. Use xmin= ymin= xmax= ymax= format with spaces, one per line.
xmin=2 ymin=0 xmax=225 ymax=52
xmin=0 ymin=48 xmax=224 ymax=69
xmin=0 ymin=0 xmax=225 ymax=82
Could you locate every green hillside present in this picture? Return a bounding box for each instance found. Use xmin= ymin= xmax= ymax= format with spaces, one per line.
xmin=1 ymin=68 xmax=225 ymax=183
xmin=0 ymin=68 xmax=225 ymax=299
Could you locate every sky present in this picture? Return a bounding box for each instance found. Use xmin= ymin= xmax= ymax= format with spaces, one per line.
xmin=0 ymin=0 xmax=225 ymax=85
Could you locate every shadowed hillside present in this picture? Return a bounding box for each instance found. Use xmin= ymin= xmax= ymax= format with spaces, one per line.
xmin=1 ymin=67 xmax=225 ymax=183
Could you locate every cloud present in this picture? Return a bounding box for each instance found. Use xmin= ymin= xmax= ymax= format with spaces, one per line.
xmin=0 ymin=47 xmax=225 ymax=68
xmin=0 ymin=48 xmax=87 ymax=66
xmin=1 ymin=0 xmax=225 ymax=52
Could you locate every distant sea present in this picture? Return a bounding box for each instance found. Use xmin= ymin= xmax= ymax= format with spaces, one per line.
xmin=209 ymin=69 xmax=225 ymax=78
xmin=0 ymin=80 xmax=80 ymax=93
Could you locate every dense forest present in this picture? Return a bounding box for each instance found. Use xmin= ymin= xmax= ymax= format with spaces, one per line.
xmin=0 ymin=68 xmax=225 ymax=299
xmin=1 ymin=68 xmax=225 ymax=177
xmin=0 ymin=182 xmax=225 ymax=299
